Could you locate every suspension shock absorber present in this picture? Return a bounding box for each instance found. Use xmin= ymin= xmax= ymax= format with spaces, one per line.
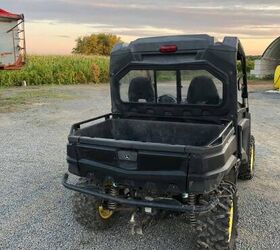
xmin=107 ymin=184 xmax=118 ymax=210
xmin=187 ymin=193 xmax=197 ymax=226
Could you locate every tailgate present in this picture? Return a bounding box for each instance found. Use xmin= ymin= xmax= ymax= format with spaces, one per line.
xmin=67 ymin=136 xmax=189 ymax=194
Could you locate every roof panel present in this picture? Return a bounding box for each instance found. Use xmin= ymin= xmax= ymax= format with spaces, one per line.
xmin=0 ymin=9 xmax=22 ymax=20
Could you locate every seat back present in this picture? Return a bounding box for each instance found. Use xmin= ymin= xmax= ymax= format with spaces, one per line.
xmin=128 ymin=77 xmax=155 ymax=102
xmin=186 ymin=76 xmax=220 ymax=105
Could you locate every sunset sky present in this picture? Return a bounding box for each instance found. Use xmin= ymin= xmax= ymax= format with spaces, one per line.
xmin=1 ymin=0 xmax=280 ymax=55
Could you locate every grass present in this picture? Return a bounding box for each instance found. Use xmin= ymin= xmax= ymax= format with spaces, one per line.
xmin=0 ymin=55 xmax=110 ymax=87
xmin=0 ymin=87 xmax=74 ymax=113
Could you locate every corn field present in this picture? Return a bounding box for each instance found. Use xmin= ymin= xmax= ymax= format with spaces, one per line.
xmin=0 ymin=55 xmax=110 ymax=87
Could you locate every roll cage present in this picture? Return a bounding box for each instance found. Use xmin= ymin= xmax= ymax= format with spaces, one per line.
xmin=110 ymin=35 xmax=248 ymax=125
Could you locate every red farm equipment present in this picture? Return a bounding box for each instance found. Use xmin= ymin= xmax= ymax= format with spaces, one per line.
xmin=0 ymin=8 xmax=26 ymax=70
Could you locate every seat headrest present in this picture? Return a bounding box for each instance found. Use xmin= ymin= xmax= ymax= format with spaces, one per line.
xmin=128 ymin=77 xmax=155 ymax=103
xmin=186 ymin=76 xmax=220 ymax=105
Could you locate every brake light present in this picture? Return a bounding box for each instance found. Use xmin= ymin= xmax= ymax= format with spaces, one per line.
xmin=160 ymin=45 xmax=177 ymax=53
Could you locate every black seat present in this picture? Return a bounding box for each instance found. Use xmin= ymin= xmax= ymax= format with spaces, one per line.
xmin=128 ymin=77 xmax=155 ymax=103
xmin=186 ymin=76 xmax=220 ymax=105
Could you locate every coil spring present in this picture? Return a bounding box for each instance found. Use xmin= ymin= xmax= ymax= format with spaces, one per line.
xmin=188 ymin=194 xmax=196 ymax=225
xmin=107 ymin=185 xmax=118 ymax=210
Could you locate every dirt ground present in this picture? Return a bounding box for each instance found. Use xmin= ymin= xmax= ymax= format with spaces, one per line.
xmin=0 ymin=81 xmax=279 ymax=250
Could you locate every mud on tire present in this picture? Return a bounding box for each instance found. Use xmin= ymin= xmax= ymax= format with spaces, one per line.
xmin=196 ymin=182 xmax=238 ymax=250
xmin=72 ymin=179 xmax=116 ymax=230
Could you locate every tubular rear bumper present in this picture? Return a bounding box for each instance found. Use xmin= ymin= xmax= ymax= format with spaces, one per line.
xmin=62 ymin=173 xmax=218 ymax=214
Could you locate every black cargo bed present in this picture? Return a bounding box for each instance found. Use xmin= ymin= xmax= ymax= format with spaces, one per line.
xmin=75 ymin=118 xmax=225 ymax=147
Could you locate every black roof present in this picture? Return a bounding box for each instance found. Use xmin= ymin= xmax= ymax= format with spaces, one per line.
xmin=110 ymin=35 xmax=245 ymax=75
xmin=115 ymin=34 xmax=215 ymax=53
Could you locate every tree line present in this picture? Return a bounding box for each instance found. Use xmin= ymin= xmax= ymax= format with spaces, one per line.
xmin=72 ymin=33 xmax=122 ymax=56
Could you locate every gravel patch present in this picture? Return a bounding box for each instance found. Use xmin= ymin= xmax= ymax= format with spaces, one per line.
xmin=0 ymin=84 xmax=279 ymax=250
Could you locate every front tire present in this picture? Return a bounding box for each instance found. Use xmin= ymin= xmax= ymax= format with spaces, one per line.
xmin=196 ymin=182 xmax=238 ymax=250
xmin=239 ymin=135 xmax=255 ymax=180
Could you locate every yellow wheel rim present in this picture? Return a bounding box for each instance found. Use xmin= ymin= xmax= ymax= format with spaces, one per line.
xmin=98 ymin=206 xmax=113 ymax=219
xmin=228 ymin=201 xmax=234 ymax=242
xmin=250 ymin=146 xmax=254 ymax=172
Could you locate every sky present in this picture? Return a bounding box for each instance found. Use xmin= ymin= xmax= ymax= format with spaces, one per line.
xmin=1 ymin=0 xmax=280 ymax=55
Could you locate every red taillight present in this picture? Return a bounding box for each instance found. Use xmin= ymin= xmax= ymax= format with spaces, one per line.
xmin=160 ymin=45 xmax=177 ymax=53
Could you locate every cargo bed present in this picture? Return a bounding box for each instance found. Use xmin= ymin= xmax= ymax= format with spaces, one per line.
xmin=67 ymin=114 xmax=236 ymax=194
xmin=74 ymin=117 xmax=225 ymax=147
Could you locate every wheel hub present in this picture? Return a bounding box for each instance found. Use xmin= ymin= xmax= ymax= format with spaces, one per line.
xmin=250 ymin=146 xmax=254 ymax=171
xmin=98 ymin=206 xmax=113 ymax=219
xmin=228 ymin=201 xmax=234 ymax=242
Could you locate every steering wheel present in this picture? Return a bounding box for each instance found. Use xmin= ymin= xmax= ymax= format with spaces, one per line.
xmin=158 ymin=94 xmax=176 ymax=104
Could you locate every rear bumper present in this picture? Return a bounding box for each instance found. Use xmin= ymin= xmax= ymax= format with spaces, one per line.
xmin=62 ymin=173 xmax=218 ymax=214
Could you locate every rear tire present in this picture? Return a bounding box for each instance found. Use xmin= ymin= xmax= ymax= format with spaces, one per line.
xmin=238 ymin=135 xmax=255 ymax=180
xmin=196 ymin=182 xmax=238 ymax=250
xmin=71 ymin=179 xmax=116 ymax=230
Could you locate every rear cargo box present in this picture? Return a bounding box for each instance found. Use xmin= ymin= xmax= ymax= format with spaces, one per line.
xmin=76 ymin=119 xmax=225 ymax=147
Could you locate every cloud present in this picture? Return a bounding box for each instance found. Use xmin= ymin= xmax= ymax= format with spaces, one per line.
xmin=1 ymin=0 xmax=279 ymax=54
xmin=2 ymin=0 xmax=279 ymax=38
xmin=55 ymin=35 xmax=70 ymax=38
